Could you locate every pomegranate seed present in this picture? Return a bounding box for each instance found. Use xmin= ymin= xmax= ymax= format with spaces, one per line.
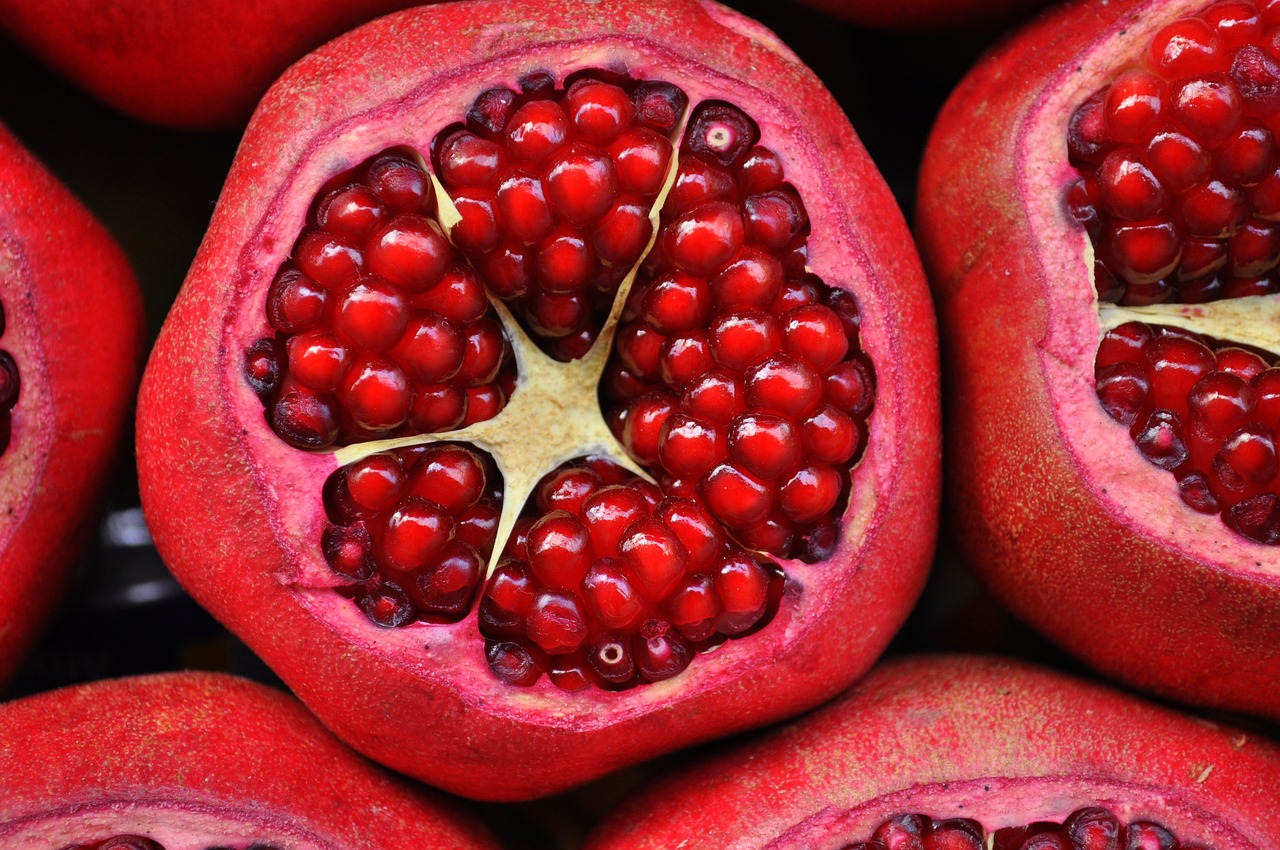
xmin=583 ymin=558 xmax=644 ymax=630
xmin=346 ymin=453 xmax=406 ymax=512
xmin=497 ymin=169 xmax=555 ymax=245
xmin=582 ymin=485 xmax=652 ymax=554
xmin=535 ymin=228 xmax=596 ymax=294
xmin=1104 ymin=67 xmax=1166 ymax=144
xmin=737 ymin=146 xmax=786 ymax=194
xmin=685 ymin=368 xmax=747 ymax=425
xmin=619 ymin=518 xmax=689 ymax=599
xmin=659 ymin=333 xmax=715 ymax=387
xmin=710 ymin=310 xmax=781 ymax=371
xmin=659 ymin=413 xmax=725 ymax=478
xmin=665 ymin=573 xmax=721 ymax=641
xmin=367 ymin=153 xmax=431 ymax=213
xmin=366 ymin=216 xmax=451 ymax=293
xmin=545 ymin=144 xmax=619 ymax=226
xmin=487 ymin=640 xmax=542 ymax=686
xmin=340 ymin=355 xmax=412 ymax=431
xmin=711 ymin=248 xmax=784 ymax=310
xmin=526 ymin=588 xmax=589 ymax=654
xmin=480 ymin=561 xmax=537 ymax=636
xmin=631 ymin=81 xmax=687 ymax=133
xmin=271 ymin=385 xmax=339 ymax=449
xmin=244 ymin=338 xmax=280 ymax=399
xmin=407 ymin=541 xmax=482 ymax=618
xmin=407 ymin=446 xmax=487 ymax=513
xmin=1149 ymin=17 xmax=1225 ymax=78
xmin=1145 ymin=131 xmax=1211 ymax=192
xmin=1124 ymin=821 xmax=1178 ymax=850
xmin=505 ymin=99 xmax=569 ymax=163
xmin=436 ymin=128 xmax=505 ymax=187
xmin=714 ymin=553 xmax=770 ymax=634
xmin=643 ymin=272 xmax=712 ymax=334
xmin=700 ymin=462 xmax=772 ymax=527
xmin=657 ymin=498 xmax=727 ymax=571
xmin=593 ymin=199 xmax=653 ymax=267
xmin=587 ymin=636 xmax=636 ymax=685
xmin=526 ymin=511 xmax=593 ymax=588
xmin=633 ymin=621 xmax=692 ymax=681
xmin=333 ymin=275 xmax=408 ymax=351
xmin=728 ymin=412 xmax=801 ymax=480
xmin=294 ymin=231 xmax=362 ymax=289
xmin=449 ymin=189 xmax=500 ymax=254
xmin=566 ymin=79 xmax=634 ymax=146
xmin=667 ymin=154 xmax=737 ymax=215
xmin=267 ymin=269 xmax=328 ymax=332
xmin=663 ymin=200 xmax=745 ymax=276
xmin=1095 ymin=361 xmax=1153 ymax=427
xmin=685 ymin=102 xmax=758 ymax=167
xmin=322 ymin=523 xmax=374 ymax=581
xmin=358 ymin=580 xmax=414 ymax=627
xmin=536 ymin=465 xmax=603 ymax=514
xmin=804 ymin=404 xmax=861 ymax=464
xmin=1173 ymin=74 xmax=1244 ymax=146
xmin=608 ymin=126 xmax=671 ymax=196
xmin=743 ymin=189 xmax=807 ymax=250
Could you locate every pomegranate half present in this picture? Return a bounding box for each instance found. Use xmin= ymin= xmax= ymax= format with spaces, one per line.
xmin=916 ymin=0 xmax=1280 ymax=719
xmin=586 ymin=654 xmax=1280 ymax=850
xmin=0 ymin=671 xmax=499 ymax=849
xmin=136 ymin=0 xmax=939 ymax=801
xmin=0 ymin=121 xmax=144 ymax=690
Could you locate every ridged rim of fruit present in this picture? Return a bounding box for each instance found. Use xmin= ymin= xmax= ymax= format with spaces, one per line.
xmin=584 ymin=655 xmax=1280 ymax=849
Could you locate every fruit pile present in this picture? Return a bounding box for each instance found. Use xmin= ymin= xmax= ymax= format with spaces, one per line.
xmin=0 ymin=0 xmax=1275 ymax=848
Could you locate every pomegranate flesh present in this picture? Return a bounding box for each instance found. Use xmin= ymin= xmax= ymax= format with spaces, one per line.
xmin=136 ymin=0 xmax=939 ymax=801
xmin=0 ymin=121 xmax=144 ymax=690
xmin=585 ymin=655 xmax=1280 ymax=850
xmin=0 ymin=672 xmax=498 ymax=850
xmin=916 ymin=0 xmax=1280 ymax=719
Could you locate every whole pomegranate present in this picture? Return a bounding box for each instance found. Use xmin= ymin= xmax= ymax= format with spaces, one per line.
xmin=136 ymin=0 xmax=940 ymax=801
xmin=0 ymin=0 xmax=431 ymax=130
xmin=586 ymin=654 xmax=1280 ymax=849
xmin=916 ymin=0 xmax=1280 ymax=719
xmin=0 ymin=121 xmax=144 ymax=689
xmin=0 ymin=671 xmax=499 ymax=849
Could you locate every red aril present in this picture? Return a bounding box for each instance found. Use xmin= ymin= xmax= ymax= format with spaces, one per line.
xmin=585 ymin=655 xmax=1280 ymax=850
xmin=917 ymin=0 xmax=1280 ymax=720
xmin=0 ymin=672 xmax=497 ymax=849
xmin=0 ymin=122 xmax=144 ymax=689
xmin=136 ymin=0 xmax=939 ymax=800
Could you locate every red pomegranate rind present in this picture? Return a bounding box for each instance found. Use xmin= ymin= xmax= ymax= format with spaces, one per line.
xmin=0 ymin=123 xmax=144 ymax=689
xmin=916 ymin=0 xmax=1280 ymax=719
xmin=0 ymin=0 xmax=435 ymax=130
xmin=0 ymin=672 xmax=498 ymax=849
xmin=585 ymin=655 xmax=1280 ymax=850
xmin=137 ymin=0 xmax=938 ymax=800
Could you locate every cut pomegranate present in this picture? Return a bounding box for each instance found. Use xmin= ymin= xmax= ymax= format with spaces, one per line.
xmin=0 ymin=122 xmax=144 ymax=689
xmin=0 ymin=672 xmax=498 ymax=849
xmin=585 ymin=656 xmax=1280 ymax=850
xmin=918 ymin=0 xmax=1280 ymax=720
xmin=137 ymin=0 xmax=939 ymax=800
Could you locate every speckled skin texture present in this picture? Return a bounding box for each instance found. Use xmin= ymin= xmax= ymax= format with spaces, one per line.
xmin=0 ymin=0 xmax=428 ymax=130
xmin=585 ymin=655 xmax=1280 ymax=850
xmin=135 ymin=0 xmax=940 ymax=802
xmin=0 ymin=122 xmax=143 ymax=689
xmin=0 ymin=672 xmax=499 ymax=849
xmin=915 ymin=0 xmax=1280 ymax=720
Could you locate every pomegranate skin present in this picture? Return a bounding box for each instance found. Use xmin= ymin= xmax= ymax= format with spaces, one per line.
xmin=0 ymin=0 xmax=428 ymax=130
xmin=916 ymin=0 xmax=1280 ymax=719
xmin=586 ymin=655 xmax=1280 ymax=849
xmin=135 ymin=0 xmax=940 ymax=801
xmin=0 ymin=122 xmax=144 ymax=689
xmin=0 ymin=672 xmax=499 ymax=849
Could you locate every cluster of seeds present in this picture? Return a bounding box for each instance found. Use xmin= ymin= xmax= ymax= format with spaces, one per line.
xmin=435 ymin=71 xmax=687 ymax=359
xmin=64 ymin=838 xmax=281 ymax=850
xmin=254 ymin=68 xmax=876 ymax=690
xmin=605 ymin=102 xmax=873 ymax=562
xmin=322 ymin=444 xmax=502 ymax=626
xmin=842 ymin=808 xmax=1211 ymax=850
xmin=479 ymin=457 xmax=782 ymax=689
xmin=1096 ymin=320 xmax=1279 ymax=543
xmin=1066 ymin=0 xmax=1280 ymax=303
xmin=0 ymin=302 xmax=17 ymax=453
xmin=244 ymin=151 xmax=514 ymax=450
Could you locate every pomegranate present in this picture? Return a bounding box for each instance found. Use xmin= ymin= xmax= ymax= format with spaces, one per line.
xmin=135 ymin=0 xmax=939 ymax=801
xmin=916 ymin=0 xmax=1280 ymax=719
xmin=0 ymin=121 xmax=144 ymax=689
xmin=0 ymin=671 xmax=499 ymax=849
xmin=585 ymin=654 xmax=1280 ymax=850
xmin=0 ymin=0 xmax=429 ymax=130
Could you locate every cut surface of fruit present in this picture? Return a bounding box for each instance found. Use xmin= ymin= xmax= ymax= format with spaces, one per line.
xmin=917 ymin=0 xmax=1280 ymax=721
xmin=138 ymin=0 xmax=939 ymax=799
xmin=0 ymin=672 xmax=498 ymax=850
xmin=0 ymin=121 xmax=144 ymax=690
xmin=585 ymin=655 xmax=1280 ymax=850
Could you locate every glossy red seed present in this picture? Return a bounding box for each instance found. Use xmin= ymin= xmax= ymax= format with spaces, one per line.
xmin=391 ymin=314 xmax=465 ymax=383
xmin=1134 ymin=408 xmax=1190 ymax=470
xmin=666 ymin=574 xmax=721 ymax=642
xmin=322 ymin=523 xmax=374 ymax=581
xmin=593 ymin=199 xmax=652 ymax=267
xmin=779 ymin=463 xmax=843 ymax=523
xmin=710 ymin=248 xmax=784 ymax=310
xmin=566 ymin=79 xmax=633 ymax=146
xmin=1172 ymin=74 xmax=1243 ymax=146
xmin=608 ymin=126 xmax=672 ymax=197
xmin=294 ymin=231 xmax=362 ymax=289
xmin=1149 ymin=17 xmax=1224 ymax=78
xmin=436 ymin=128 xmax=505 ymax=187
xmin=743 ymin=190 xmax=807 ymax=250
xmin=497 ymin=170 xmax=555 ymax=245
xmin=623 ymin=393 xmax=677 ymax=464
xmin=341 ymin=355 xmax=412 ymax=431
xmin=380 ymin=497 xmax=453 ymax=571
xmin=728 ymin=412 xmax=801 ymax=480
xmin=366 ymin=216 xmax=452 ymax=293
xmin=737 ymin=146 xmax=785 ymax=194
xmin=1106 ymin=219 xmax=1181 ymax=285
xmin=346 ymin=453 xmax=406 ymax=512
xmin=536 ymin=466 xmax=602 ymax=515
xmin=643 ymin=272 xmax=712 ymax=334
xmin=659 ymin=333 xmax=715 ymax=387
xmin=633 ymin=623 xmax=692 ymax=681
xmin=587 ymin=636 xmax=636 ymax=685
xmin=526 ymin=589 xmax=588 ymax=655
xmin=244 ymin=338 xmax=280 ymax=398
xmin=660 ymin=413 xmax=724 ymax=478
xmin=267 ymin=269 xmax=328 ymax=332
xmin=487 ymin=640 xmax=542 ymax=686
xmin=666 ymin=155 xmax=736 ymax=215
xmin=367 ymin=154 xmax=431 ymax=214
xmin=359 ymin=580 xmax=414 ymax=627
xmin=664 ymin=200 xmax=745 ymax=276
xmin=685 ymin=368 xmax=746 ymax=425
xmin=783 ymin=304 xmax=849 ymax=371
xmin=449 ymin=188 xmax=501 ymax=254
xmin=804 ymin=404 xmax=860 ymax=464
xmin=713 ymin=553 xmax=769 ymax=634
xmin=333 ymin=276 xmax=408 ymax=351
xmin=1099 ymin=151 xmax=1166 ymax=221
xmin=1104 ymin=67 xmax=1166 ymax=144
xmin=583 ymin=558 xmax=644 ymax=630
xmin=288 ymin=330 xmax=351 ymax=392
xmin=700 ymin=463 xmax=772 ymax=527
xmin=271 ymin=384 xmax=340 ymax=448
xmin=535 ymin=228 xmax=596 ymax=294
xmin=1145 ymin=131 xmax=1210 ymax=192
xmin=582 ymin=485 xmax=650 ymax=557
xmin=505 ymin=99 xmax=569 ymax=163
xmin=710 ymin=311 xmax=780 ymax=371
xmin=1096 ymin=361 xmax=1153 ymax=427
xmin=408 ymin=446 xmax=487 ymax=513
xmin=747 ymin=353 xmax=823 ymax=418
xmin=545 ymin=144 xmax=619 ymax=226
xmin=526 ymin=511 xmax=593 ymax=589
xmin=619 ymin=518 xmax=688 ymax=599
xmin=409 ymin=541 xmax=483 ymax=617
xmin=408 ymin=382 xmax=467 ymax=432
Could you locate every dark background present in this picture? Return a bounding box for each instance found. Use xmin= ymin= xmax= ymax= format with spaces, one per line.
xmin=0 ymin=2 xmax=1232 ymax=848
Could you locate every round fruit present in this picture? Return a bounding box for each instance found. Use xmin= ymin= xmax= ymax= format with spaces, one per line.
xmin=586 ymin=654 xmax=1280 ymax=849
xmin=0 ymin=0 xmax=429 ymax=130
xmin=0 ymin=121 xmax=144 ymax=689
xmin=136 ymin=0 xmax=939 ymax=801
xmin=916 ymin=0 xmax=1280 ymax=719
xmin=0 ymin=671 xmax=498 ymax=849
